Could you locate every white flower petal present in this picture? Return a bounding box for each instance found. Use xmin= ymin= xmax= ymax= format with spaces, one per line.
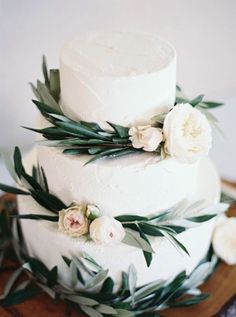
xmin=129 ymin=125 xmax=163 ymax=152
xmin=163 ymin=103 xmax=212 ymax=163
xmin=213 ymin=217 xmax=236 ymax=265
xmin=89 ymin=216 xmax=125 ymax=245
xmin=58 ymin=204 xmax=89 ymax=237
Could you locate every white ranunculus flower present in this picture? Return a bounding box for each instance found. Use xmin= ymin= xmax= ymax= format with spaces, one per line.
xmin=129 ymin=125 xmax=163 ymax=152
xmin=213 ymin=216 xmax=236 ymax=265
xmin=89 ymin=216 xmax=125 ymax=245
xmin=163 ymin=103 xmax=212 ymax=163
xmin=86 ymin=204 xmax=100 ymax=220
xmin=58 ymin=204 xmax=89 ymax=237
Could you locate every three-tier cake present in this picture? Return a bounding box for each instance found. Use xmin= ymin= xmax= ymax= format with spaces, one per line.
xmin=17 ymin=32 xmax=220 ymax=287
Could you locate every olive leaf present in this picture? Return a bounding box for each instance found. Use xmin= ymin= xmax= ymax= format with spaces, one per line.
xmin=67 ymin=295 xmax=98 ymax=306
xmin=12 ymin=214 xmax=59 ymax=222
xmin=85 ymin=269 xmax=109 ymax=288
xmin=122 ymin=229 xmax=154 ymax=253
xmin=0 ymin=184 xmax=30 ymax=195
xmin=0 ymin=267 xmax=23 ymax=300
xmin=128 ymin=264 xmax=137 ymax=306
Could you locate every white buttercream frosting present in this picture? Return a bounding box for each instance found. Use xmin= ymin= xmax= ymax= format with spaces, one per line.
xmin=60 ymin=31 xmax=176 ymax=126
xmin=60 ymin=32 xmax=175 ymax=77
xmin=36 ymin=144 xmax=200 ymax=216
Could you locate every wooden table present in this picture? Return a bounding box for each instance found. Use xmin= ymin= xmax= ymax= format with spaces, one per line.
xmin=1 ymin=194 xmax=236 ymax=317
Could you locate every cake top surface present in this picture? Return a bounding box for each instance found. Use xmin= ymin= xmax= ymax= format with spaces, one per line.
xmin=60 ymin=31 xmax=176 ymax=77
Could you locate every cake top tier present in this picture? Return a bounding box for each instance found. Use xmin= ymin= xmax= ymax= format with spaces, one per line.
xmin=60 ymin=31 xmax=176 ymax=78
xmin=60 ymin=31 xmax=176 ymax=126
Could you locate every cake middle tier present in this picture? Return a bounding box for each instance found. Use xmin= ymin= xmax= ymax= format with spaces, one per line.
xmin=37 ymin=145 xmax=199 ymax=216
xmin=17 ymin=154 xmax=220 ymax=289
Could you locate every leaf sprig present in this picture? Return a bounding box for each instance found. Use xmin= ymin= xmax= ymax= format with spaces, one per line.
xmin=174 ymin=85 xmax=224 ymax=134
xmin=0 ymin=147 xmax=67 ymax=214
xmin=116 ymin=200 xmax=228 ymax=266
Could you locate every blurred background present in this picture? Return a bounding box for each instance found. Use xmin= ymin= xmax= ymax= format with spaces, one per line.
xmin=0 ymin=0 xmax=236 ymax=184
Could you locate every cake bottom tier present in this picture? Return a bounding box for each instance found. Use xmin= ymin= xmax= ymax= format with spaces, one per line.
xmin=17 ymin=157 xmax=220 ymax=289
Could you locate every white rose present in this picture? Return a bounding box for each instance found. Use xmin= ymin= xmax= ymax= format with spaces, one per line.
xmin=129 ymin=125 xmax=163 ymax=152
xmin=163 ymin=103 xmax=212 ymax=163
xmin=213 ymin=217 xmax=236 ymax=265
xmin=86 ymin=204 xmax=100 ymax=220
xmin=89 ymin=216 xmax=125 ymax=245
xmin=58 ymin=204 xmax=89 ymax=237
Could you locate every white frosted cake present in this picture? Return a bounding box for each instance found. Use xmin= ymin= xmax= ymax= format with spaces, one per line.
xmin=15 ymin=32 xmax=223 ymax=292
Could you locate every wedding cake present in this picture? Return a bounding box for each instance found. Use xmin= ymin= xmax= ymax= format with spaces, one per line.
xmin=17 ymin=31 xmax=220 ymax=283
xmin=0 ymin=31 xmax=229 ymax=315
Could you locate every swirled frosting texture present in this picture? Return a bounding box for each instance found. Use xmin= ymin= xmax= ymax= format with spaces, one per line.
xmin=60 ymin=31 xmax=176 ymax=126
xmin=37 ymin=145 xmax=199 ymax=216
